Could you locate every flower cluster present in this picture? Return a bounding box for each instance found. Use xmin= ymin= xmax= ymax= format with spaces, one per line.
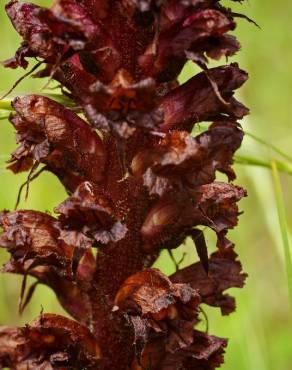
xmin=0 ymin=0 xmax=249 ymax=369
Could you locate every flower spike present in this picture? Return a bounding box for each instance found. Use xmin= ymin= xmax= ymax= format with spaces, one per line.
xmin=0 ymin=0 xmax=251 ymax=368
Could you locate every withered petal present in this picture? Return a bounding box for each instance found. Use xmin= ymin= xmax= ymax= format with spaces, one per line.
xmin=134 ymin=329 xmax=227 ymax=370
xmin=0 ymin=210 xmax=71 ymax=272
xmin=141 ymin=181 xmax=245 ymax=252
xmin=171 ymin=247 xmax=247 ymax=315
xmin=132 ymin=122 xmax=243 ymax=196
xmin=56 ymin=181 xmax=128 ymax=246
xmin=4 ymin=0 xmax=66 ymax=68
xmin=191 ymin=181 xmax=247 ymax=249
xmin=0 ymin=210 xmax=96 ymax=323
xmin=115 ymin=269 xmax=201 ymax=357
xmin=115 ymin=268 xmax=200 ymax=318
xmin=159 ymin=63 xmax=248 ymax=131
xmin=8 ymin=95 xmax=106 ymax=192
xmin=0 ymin=314 xmax=101 ymax=369
xmin=140 ymin=8 xmax=236 ymax=80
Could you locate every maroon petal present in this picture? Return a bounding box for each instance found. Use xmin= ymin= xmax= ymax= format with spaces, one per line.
xmin=0 ymin=210 xmax=95 ymax=322
xmin=56 ymin=181 xmax=128 ymax=246
xmin=83 ymin=70 xmax=159 ymax=136
xmin=0 ymin=210 xmax=72 ymax=272
xmin=115 ymin=268 xmax=200 ymax=355
xmin=9 ymin=95 xmax=106 ymax=192
xmin=132 ymin=122 xmax=243 ymax=196
xmin=141 ymin=181 xmax=245 ymax=252
xmin=115 ymin=268 xmax=200 ymax=319
xmin=0 ymin=314 xmax=101 ymax=369
xmin=140 ymin=8 xmax=236 ymax=80
xmin=4 ymin=0 xmax=68 ymax=68
xmin=159 ymin=63 xmax=249 ymax=131
xmin=140 ymin=191 xmax=193 ymax=252
xmin=191 ymin=181 xmax=247 ymax=248
xmin=133 ymin=329 xmax=227 ymax=370
xmin=171 ymin=247 xmax=247 ymax=315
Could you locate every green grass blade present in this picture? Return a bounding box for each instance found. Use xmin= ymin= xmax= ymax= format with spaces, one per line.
xmin=271 ymin=160 xmax=292 ymax=309
xmin=235 ymin=155 xmax=292 ymax=176
xmin=0 ymin=110 xmax=9 ymax=120
xmin=0 ymin=100 xmax=13 ymax=111
xmin=245 ymin=131 xmax=292 ymax=163
xmin=0 ymin=94 xmax=76 ymax=111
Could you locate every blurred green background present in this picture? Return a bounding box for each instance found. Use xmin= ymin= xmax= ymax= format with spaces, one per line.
xmin=0 ymin=1 xmax=292 ymax=369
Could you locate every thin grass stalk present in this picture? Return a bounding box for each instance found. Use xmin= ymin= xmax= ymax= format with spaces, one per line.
xmin=271 ymin=159 xmax=292 ymax=310
xmin=235 ymin=155 xmax=292 ymax=176
xmin=245 ymin=131 xmax=292 ymax=163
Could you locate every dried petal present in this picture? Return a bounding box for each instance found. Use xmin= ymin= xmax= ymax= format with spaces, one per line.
xmin=0 ymin=210 xmax=71 ymax=272
xmin=172 ymin=248 xmax=247 ymax=314
xmin=134 ymin=330 xmax=227 ymax=370
xmin=141 ymin=191 xmax=193 ymax=251
xmin=56 ymin=181 xmax=128 ymax=246
xmin=191 ymin=182 xmax=247 ymax=249
xmin=115 ymin=268 xmax=200 ymax=354
xmin=3 ymin=0 xmax=66 ymax=68
xmin=0 ymin=314 xmax=101 ymax=369
xmin=84 ymin=70 xmax=159 ymax=136
xmin=140 ymin=8 xmax=236 ymax=80
xmin=8 ymin=95 xmax=106 ymax=192
xmin=0 ymin=210 xmax=95 ymax=322
xmin=159 ymin=63 xmax=248 ymax=131
xmin=132 ymin=122 xmax=243 ymax=196
xmin=115 ymin=268 xmax=200 ymax=318
xmin=141 ymin=182 xmax=246 ymax=252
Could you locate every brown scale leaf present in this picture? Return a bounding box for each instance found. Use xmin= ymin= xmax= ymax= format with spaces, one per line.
xmin=191 ymin=228 xmax=209 ymax=273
